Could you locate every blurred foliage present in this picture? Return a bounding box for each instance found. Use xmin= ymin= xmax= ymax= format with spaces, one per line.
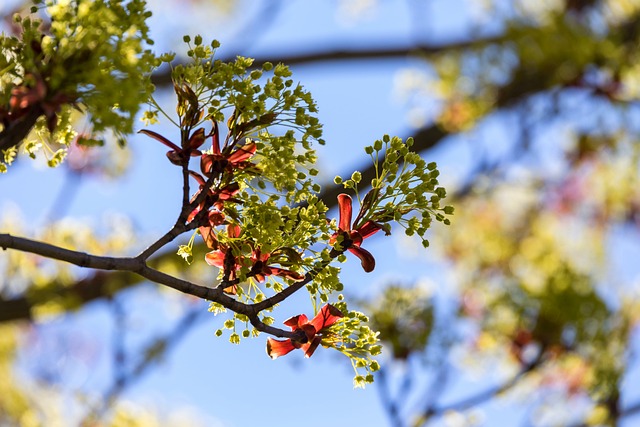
xmin=365 ymin=285 xmax=435 ymax=360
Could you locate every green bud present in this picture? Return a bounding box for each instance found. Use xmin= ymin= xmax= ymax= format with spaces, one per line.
xmin=229 ymin=333 xmax=241 ymax=344
xmin=183 ymin=35 xmax=191 ymax=43
xmin=334 ymin=176 xmax=343 ymax=185
xmin=351 ymin=171 xmax=362 ymax=183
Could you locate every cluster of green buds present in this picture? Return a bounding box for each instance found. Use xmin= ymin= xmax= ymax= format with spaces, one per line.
xmin=335 ymin=134 xmax=453 ymax=248
xmin=0 ymin=0 xmax=159 ymax=171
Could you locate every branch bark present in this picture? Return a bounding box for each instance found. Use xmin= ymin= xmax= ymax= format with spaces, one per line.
xmin=0 ymin=233 xmax=300 ymax=339
xmin=0 ymin=232 xmax=342 ymax=342
xmin=150 ymin=37 xmax=500 ymax=87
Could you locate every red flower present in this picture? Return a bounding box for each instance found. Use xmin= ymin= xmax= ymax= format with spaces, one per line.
xmin=266 ymin=304 xmax=344 ymax=359
xmin=250 ymin=248 xmax=304 ymax=283
xmin=186 ymin=171 xmax=240 ymax=223
xmin=205 ymin=224 xmax=242 ymax=268
xmin=205 ymin=224 xmax=242 ymax=294
xmin=200 ymin=122 xmax=257 ymax=177
xmin=330 ymin=194 xmax=382 ymax=272
xmin=139 ymin=128 xmax=205 ymax=165
xmin=198 ymin=210 xmax=226 ymax=250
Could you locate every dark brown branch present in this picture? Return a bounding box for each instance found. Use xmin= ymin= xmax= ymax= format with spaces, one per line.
xmin=0 ymin=106 xmax=43 ymax=152
xmin=150 ymin=38 xmax=500 ymax=87
xmin=0 ymin=233 xmax=142 ymax=271
xmin=0 ymin=232 xmax=299 ymax=339
xmin=136 ymin=222 xmax=190 ymax=261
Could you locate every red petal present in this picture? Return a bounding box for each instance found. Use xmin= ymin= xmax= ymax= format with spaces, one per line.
xmin=283 ymin=314 xmax=308 ymax=329
xmin=309 ymin=304 xmax=344 ymax=332
xmin=188 ymin=171 xmax=206 ymax=186
xmin=207 ymin=210 xmax=225 ymax=226
xmin=187 ymin=204 xmax=202 ymax=223
xmin=302 ymin=337 xmax=322 ymax=358
xmin=357 ymin=221 xmax=382 ymax=240
xmin=227 ymin=224 xmax=241 ymax=238
xmin=228 ymin=142 xmax=257 ymax=164
xmin=166 ymin=151 xmax=183 ymax=165
xmin=266 ymin=338 xmax=296 ymax=359
xmin=223 ymin=284 xmax=237 ymax=295
xmin=254 ymin=249 xmax=270 ymax=262
xmin=337 ymin=194 xmax=353 ymax=231
xmin=139 ymin=129 xmax=181 ymax=151
xmin=349 ymin=230 xmax=363 ymax=247
xmin=300 ymin=324 xmax=317 ymax=342
xmin=218 ymin=183 xmax=240 ymax=200
xmin=205 ymin=250 xmax=225 ymax=268
xmin=199 ymin=226 xmax=218 ymax=249
xmin=268 ymin=267 xmax=304 ymax=282
xmin=348 ymin=246 xmax=376 ymax=272
xmin=189 ymin=128 xmax=206 ymax=150
xmin=200 ymin=154 xmax=214 ymax=175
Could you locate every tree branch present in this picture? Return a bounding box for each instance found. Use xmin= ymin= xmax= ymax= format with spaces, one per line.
xmin=0 ymin=233 xmax=302 ymax=339
xmin=150 ymin=37 xmax=501 ymax=87
xmin=0 ymin=106 xmax=43 ymax=152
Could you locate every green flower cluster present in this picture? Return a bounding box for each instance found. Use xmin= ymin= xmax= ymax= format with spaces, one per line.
xmin=149 ymin=35 xmax=323 ymax=197
xmin=335 ymin=134 xmax=454 ymax=248
xmin=332 ymin=299 xmax=382 ymax=388
xmin=0 ymin=0 xmax=159 ymax=170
